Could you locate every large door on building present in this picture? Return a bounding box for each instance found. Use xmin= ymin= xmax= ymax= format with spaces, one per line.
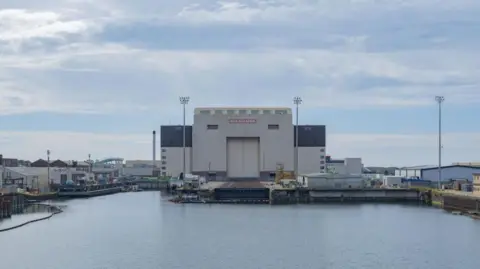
xmin=242 ymin=138 xmax=260 ymax=178
xmin=227 ymin=138 xmax=243 ymax=178
xmin=227 ymin=138 xmax=260 ymax=179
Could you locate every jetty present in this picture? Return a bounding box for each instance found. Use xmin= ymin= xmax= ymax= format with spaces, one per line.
xmin=170 ymin=181 xmax=430 ymax=205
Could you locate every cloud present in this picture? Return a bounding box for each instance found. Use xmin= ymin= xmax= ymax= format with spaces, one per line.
xmin=1 ymin=0 xmax=480 ymax=115
xmin=0 ymin=9 xmax=90 ymax=42
xmin=0 ymin=0 xmax=480 ymax=164
xmin=1 ymin=130 xmax=479 ymax=166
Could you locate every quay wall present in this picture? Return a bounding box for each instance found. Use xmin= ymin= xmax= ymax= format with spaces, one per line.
xmin=1 ymin=193 xmax=26 ymax=219
xmin=442 ymin=194 xmax=480 ymax=212
xmin=270 ymin=189 xmax=423 ymax=205
xmin=177 ymin=187 xmax=427 ymax=205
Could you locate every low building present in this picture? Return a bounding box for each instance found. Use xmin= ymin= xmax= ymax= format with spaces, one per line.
xmin=123 ymin=167 xmax=154 ymax=177
xmin=4 ymin=167 xmax=50 ymax=192
xmin=401 ymin=178 xmax=432 ymax=188
xmin=383 ymin=176 xmax=403 ymax=187
xmin=125 ymin=160 xmax=161 ymax=168
xmin=123 ymin=160 xmax=161 ymax=177
xmin=396 ymin=165 xmax=480 ymax=186
xmin=4 ymin=167 xmax=91 ymax=191
xmin=473 ymin=173 xmax=480 ymax=193
xmin=395 ymin=165 xmax=436 ymax=178
xmin=49 ymin=167 xmax=91 ymax=185
xmin=299 ymin=173 xmax=365 ymax=189
xmin=421 ymin=165 xmax=480 ymax=183
xmin=325 ymin=156 xmax=363 ymax=175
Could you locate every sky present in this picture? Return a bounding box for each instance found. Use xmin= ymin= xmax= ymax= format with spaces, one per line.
xmin=0 ymin=0 xmax=480 ymax=166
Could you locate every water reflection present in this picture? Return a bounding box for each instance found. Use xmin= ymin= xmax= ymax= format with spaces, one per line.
xmin=0 ymin=204 xmax=54 ymax=228
xmin=0 ymin=193 xmax=480 ymax=269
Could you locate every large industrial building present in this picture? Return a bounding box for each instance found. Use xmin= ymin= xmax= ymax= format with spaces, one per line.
xmin=161 ymin=107 xmax=326 ymax=180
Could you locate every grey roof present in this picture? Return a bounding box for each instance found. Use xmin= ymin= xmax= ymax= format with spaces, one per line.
xmin=398 ymin=165 xmax=437 ymax=170
xmin=6 ymin=167 xmax=49 ymax=176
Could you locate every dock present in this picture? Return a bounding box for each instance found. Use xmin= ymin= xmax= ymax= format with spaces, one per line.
xmin=174 ymin=181 xmax=428 ymax=205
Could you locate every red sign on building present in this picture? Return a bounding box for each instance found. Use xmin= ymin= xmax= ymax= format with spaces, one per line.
xmin=228 ymin=118 xmax=257 ymax=124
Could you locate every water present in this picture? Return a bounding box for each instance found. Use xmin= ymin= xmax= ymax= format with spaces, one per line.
xmin=1 ymin=192 xmax=480 ymax=269
xmin=0 ymin=204 xmax=52 ymax=229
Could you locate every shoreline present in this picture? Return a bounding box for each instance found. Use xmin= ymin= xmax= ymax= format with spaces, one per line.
xmin=0 ymin=204 xmax=63 ymax=233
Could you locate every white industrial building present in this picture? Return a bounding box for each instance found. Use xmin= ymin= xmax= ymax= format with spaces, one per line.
xmin=161 ymin=107 xmax=326 ymax=180
xmin=382 ymin=176 xmax=404 ymax=187
xmin=298 ymin=173 xmax=365 ymax=189
xmin=3 ymin=167 xmax=92 ymax=191
xmin=395 ymin=165 xmax=480 ymax=183
xmin=123 ymin=160 xmax=162 ymax=177
xmin=325 ymin=156 xmax=363 ymax=175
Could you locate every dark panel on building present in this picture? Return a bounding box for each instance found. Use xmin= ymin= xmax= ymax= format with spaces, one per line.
xmin=50 ymin=160 xmax=68 ymax=167
xmin=2 ymin=158 xmax=19 ymax=167
xmin=31 ymin=159 xmax=49 ymax=167
xmin=294 ymin=125 xmax=326 ymax=147
xmin=160 ymin=125 xmax=192 ymax=147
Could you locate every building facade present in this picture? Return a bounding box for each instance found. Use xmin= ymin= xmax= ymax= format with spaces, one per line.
xmin=160 ymin=107 xmax=326 ymax=180
xmin=325 ymin=156 xmax=363 ymax=175
xmin=473 ymin=173 xmax=480 ymax=193
xmin=420 ymin=165 xmax=480 ymax=182
xmin=396 ymin=165 xmax=480 ymax=185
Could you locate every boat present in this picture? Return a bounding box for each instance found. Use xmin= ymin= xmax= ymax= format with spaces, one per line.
xmin=57 ymin=183 xmax=123 ymax=198
xmin=22 ymin=191 xmax=58 ymax=202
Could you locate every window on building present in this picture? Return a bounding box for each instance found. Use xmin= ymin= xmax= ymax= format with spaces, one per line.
xmin=161 ymin=148 xmax=166 ymax=152
xmin=215 ymin=110 xmax=223 ymax=115
xmin=268 ymin=124 xmax=279 ymax=130
xmin=161 ymin=156 xmax=166 ymax=160
xmin=263 ymin=110 xmax=273 ymax=114
xmin=275 ymin=110 xmax=287 ymax=114
xmin=320 ymin=166 xmax=325 ymax=170
xmin=239 ymin=109 xmax=247 ymax=114
xmin=200 ymin=110 xmax=210 ymax=115
xmin=227 ymin=110 xmax=235 ymax=115
xmin=320 ymin=161 xmax=325 ymax=164
xmin=162 ymin=161 xmax=166 ymax=165
xmin=207 ymin=124 xmax=218 ymax=130
xmin=60 ymin=174 xmax=67 ymax=185
xmin=320 ymin=148 xmax=325 ymax=152
xmin=161 ymin=166 xmax=166 ymax=170
xmin=250 ymin=110 xmax=259 ymax=114
xmin=320 ymin=155 xmax=325 ymax=159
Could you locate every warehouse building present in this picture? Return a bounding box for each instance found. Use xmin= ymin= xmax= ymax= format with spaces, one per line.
xmin=395 ymin=165 xmax=480 ymax=185
xmin=161 ymin=107 xmax=326 ymax=180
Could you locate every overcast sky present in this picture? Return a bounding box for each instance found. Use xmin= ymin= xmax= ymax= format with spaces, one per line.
xmin=1 ymin=0 xmax=480 ymax=166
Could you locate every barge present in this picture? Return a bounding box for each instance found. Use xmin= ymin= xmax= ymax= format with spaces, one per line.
xmin=170 ymin=181 xmax=430 ymax=205
xmin=58 ymin=183 xmax=123 ymax=198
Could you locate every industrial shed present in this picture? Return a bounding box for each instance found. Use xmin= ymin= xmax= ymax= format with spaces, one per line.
xmin=395 ymin=165 xmax=436 ymax=178
xmin=420 ymin=165 xmax=480 ymax=183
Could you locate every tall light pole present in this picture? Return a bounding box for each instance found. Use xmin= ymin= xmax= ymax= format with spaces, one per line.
xmin=293 ymin=96 xmax=302 ymax=178
xmin=88 ymin=154 xmax=92 ymax=174
xmin=47 ymin=150 xmax=51 ymax=190
xmin=179 ymin=96 xmax=190 ymax=179
xmin=435 ymin=96 xmax=445 ymax=189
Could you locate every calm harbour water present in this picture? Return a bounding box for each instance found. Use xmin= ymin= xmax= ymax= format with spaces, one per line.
xmin=1 ymin=192 xmax=480 ymax=269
